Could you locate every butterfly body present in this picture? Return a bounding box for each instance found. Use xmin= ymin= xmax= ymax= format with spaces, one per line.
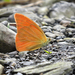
xmin=14 ymin=13 xmax=50 ymax=52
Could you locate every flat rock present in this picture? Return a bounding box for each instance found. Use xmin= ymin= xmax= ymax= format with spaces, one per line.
xmin=14 ymin=61 xmax=73 ymax=75
xmin=0 ymin=23 xmax=16 ymax=53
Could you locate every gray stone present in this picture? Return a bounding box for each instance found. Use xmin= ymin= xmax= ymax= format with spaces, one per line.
xmin=66 ymin=28 xmax=75 ymax=32
xmin=5 ymin=58 xmax=16 ymax=62
xmin=53 ymin=31 xmax=64 ymax=36
xmin=43 ymin=18 xmax=55 ymax=24
xmin=64 ymin=38 xmax=75 ymax=43
xmin=0 ymin=7 xmax=14 ymax=17
xmin=37 ymin=7 xmax=49 ymax=15
xmin=45 ymin=32 xmax=56 ymax=38
xmin=8 ymin=14 xmax=15 ymax=22
xmin=49 ymin=1 xmax=75 ymax=19
xmin=67 ymin=55 xmax=75 ymax=59
xmin=45 ymin=30 xmax=64 ymax=38
xmin=14 ymin=61 xmax=73 ymax=75
xmin=41 ymin=26 xmax=48 ymax=30
xmin=0 ymin=58 xmax=16 ymax=66
xmin=53 ymin=24 xmax=66 ymax=32
xmin=0 ymin=23 xmax=16 ymax=53
xmin=58 ymin=41 xmax=69 ymax=45
xmin=41 ymin=26 xmax=52 ymax=32
xmin=1 ymin=21 xmax=8 ymax=26
xmin=0 ymin=53 xmax=9 ymax=58
xmin=60 ymin=20 xmax=71 ymax=24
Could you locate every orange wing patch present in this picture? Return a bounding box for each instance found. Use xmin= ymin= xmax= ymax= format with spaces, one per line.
xmin=14 ymin=13 xmax=49 ymax=52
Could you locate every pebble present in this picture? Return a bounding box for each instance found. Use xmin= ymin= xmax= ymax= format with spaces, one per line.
xmin=45 ymin=32 xmax=56 ymax=38
xmin=5 ymin=58 xmax=16 ymax=63
xmin=67 ymin=28 xmax=75 ymax=32
xmin=53 ymin=31 xmax=64 ymax=37
xmin=1 ymin=21 xmax=8 ymax=26
xmin=53 ymin=24 xmax=66 ymax=32
xmin=43 ymin=18 xmax=55 ymax=24
xmin=37 ymin=7 xmax=49 ymax=15
xmin=57 ymin=41 xmax=69 ymax=45
xmin=8 ymin=14 xmax=15 ymax=22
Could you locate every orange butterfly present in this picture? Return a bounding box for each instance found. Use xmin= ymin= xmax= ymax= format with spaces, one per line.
xmin=14 ymin=13 xmax=50 ymax=52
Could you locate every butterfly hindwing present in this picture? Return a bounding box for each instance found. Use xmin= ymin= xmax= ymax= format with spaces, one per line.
xmin=15 ymin=13 xmax=48 ymax=51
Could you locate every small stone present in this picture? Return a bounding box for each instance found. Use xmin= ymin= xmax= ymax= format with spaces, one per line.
xmin=56 ymin=36 xmax=63 ymax=40
xmin=58 ymin=41 xmax=69 ymax=45
xmin=45 ymin=32 xmax=56 ymax=38
xmin=43 ymin=29 xmax=50 ymax=32
xmin=41 ymin=26 xmax=48 ymax=29
xmin=0 ymin=23 xmax=16 ymax=53
xmin=60 ymin=20 xmax=71 ymax=24
xmin=43 ymin=18 xmax=55 ymax=24
xmin=1 ymin=21 xmax=8 ymax=26
xmin=8 ymin=51 xmax=18 ymax=55
xmin=64 ymin=38 xmax=75 ymax=43
xmin=5 ymin=58 xmax=16 ymax=63
xmin=53 ymin=31 xmax=64 ymax=37
xmin=0 ymin=53 xmax=9 ymax=58
xmin=53 ymin=24 xmax=66 ymax=32
xmin=67 ymin=55 xmax=75 ymax=59
xmin=37 ymin=7 xmax=48 ymax=15
xmin=23 ymin=61 xmax=34 ymax=66
xmin=8 ymin=14 xmax=15 ymax=22
xmin=67 ymin=28 xmax=75 ymax=32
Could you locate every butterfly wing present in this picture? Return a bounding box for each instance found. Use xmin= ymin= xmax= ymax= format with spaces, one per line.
xmin=14 ymin=13 xmax=48 ymax=52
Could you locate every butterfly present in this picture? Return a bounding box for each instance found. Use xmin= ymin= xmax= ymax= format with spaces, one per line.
xmin=14 ymin=13 xmax=50 ymax=52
